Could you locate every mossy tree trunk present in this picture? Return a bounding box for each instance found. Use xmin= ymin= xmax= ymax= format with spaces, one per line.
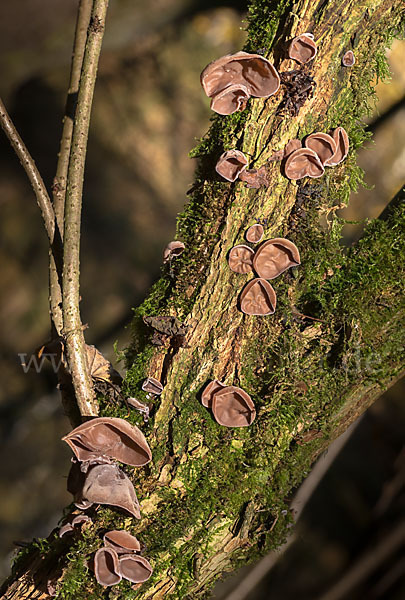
xmin=2 ymin=1 xmax=405 ymax=599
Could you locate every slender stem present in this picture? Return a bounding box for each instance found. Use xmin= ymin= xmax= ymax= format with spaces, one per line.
xmin=50 ymin=0 xmax=93 ymax=337
xmin=62 ymin=0 xmax=109 ymax=417
xmin=53 ymin=0 xmax=94 ymax=232
xmin=0 ymin=97 xmax=56 ymax=244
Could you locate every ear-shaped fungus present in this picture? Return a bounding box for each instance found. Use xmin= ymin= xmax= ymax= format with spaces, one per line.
xmin=283 ymin=138 xmax=302 ymax=159
xmin=228 ymin=245 xmax=255 ymax=274
xmin=253 ymin=238 xmax=300 ymax=279
xmin=142 ymin=377 xmax=163 ymax=395
xmin=288 ymin=33 xmax=317 ymax=64
xmin=211 ymin=83 xmax=250 ymax=115
xmin=201 ymin=52 xmax=280 ymax=115
xmin=284 ymin=147 xmax=324 ymax=180
xmin=240 ymin=278 xmax=277 ymax=315
xmin=216 ymin=150 xmax=248 ymax=182
xmin=104 ymin=530 xmax=141 ymax=555
xmin=324 ymin=127 xmax=349 ymax=166
xmin=94 ymin=547 xmax=122 ymax=586
xmin=163 ymin=241 xmax=185 ymax=263
xmin=304 ymin=132 xmax=336 ymax=165
xmin=201 ymin=380 xmax=226 ymax=408
xmin=62 ymin=417 xmax=152 ymax=467
xmin=78 ymin=464 xmax=141 ymax=519
xmin=245 ymin=224 xmax=264 ymax=244
xmin=212 ymin=385 xmax=256 ymax=427
xmin=59 ymin=514 xmax=92 ymax=538
xmin=342 ymin=50 xmax=355 ymax=66
xmin=119 ymin=554 xmax=153 ymax=584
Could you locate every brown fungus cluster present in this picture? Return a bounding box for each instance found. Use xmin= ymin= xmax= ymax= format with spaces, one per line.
xmin=284 ymin=127 xmax=349 ymax=180
xmin=228 ymin=236 xmax=300 ymax=316
xmin=93 ymin=530 xmax=153 ymax=587
xmin=202 ymin=381 xmax=256 ymax=427
xmin=201 ymin=51 xmax=280 ymax=115
xmin=61 ymin=416 xmax=154 ymax=588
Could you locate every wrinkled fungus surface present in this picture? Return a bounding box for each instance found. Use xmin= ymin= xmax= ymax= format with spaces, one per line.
xmin=228 ymin=245 xmax=255 ymax=274
xmin=78 ymin=463 xmax=141 ymax=519
xmin=240 ymin=278 xmax=277 ymax=315
xmin=253 ymin=238 xmax=301 ymax=279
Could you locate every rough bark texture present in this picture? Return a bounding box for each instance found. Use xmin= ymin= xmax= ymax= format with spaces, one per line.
xmin=2 ymin=1 xmax=405 ymax=599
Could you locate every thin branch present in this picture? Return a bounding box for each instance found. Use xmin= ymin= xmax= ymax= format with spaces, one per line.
xmin=62 ymin=0 xmax=109 ymax=417
xmin=49 ymin=0 xmax=93 ymax=337
xmin=53 ymin=0 xmax=94 ymax=232
xmin=0 ymin=97 xmax=56 ymax=244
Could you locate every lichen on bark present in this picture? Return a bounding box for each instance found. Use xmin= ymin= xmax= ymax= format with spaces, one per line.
xmin=2 ymin=1 xmax=405 ymax=599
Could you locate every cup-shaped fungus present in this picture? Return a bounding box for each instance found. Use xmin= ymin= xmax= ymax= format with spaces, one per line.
xmin=342 ymin=51 xmax=355 ymax=66
xmin=119 ymin=554 xmax=153 ymax=584
xmin=284 ymin=147 xmax=324 ymax=180
xmin=94 ymin=547 xmax=122 ymax=587
xmin=104 ymin=530 xmax=141 ymax=555
xmin=201 ymin=52 xmax=280 ymax=115
xmin=212 ymin=385 xmax=256 ymax=427
xmin=245 ymin=224 xmax=264 ymax=244
xmin=324 ymin=127 xmax=349 ymax=166
xmin=201 ymin=380 xmax=226 ymax=408
xmin=79 ymin=464 xmax=141 ymax=519
xmin=253 ymin=238 xmax=301 ymax=279
xmin=304 ymin=132 xmax=336 ymax=165
xmin=62 ymin=417 xmax=152 ymax=467
xmin=283 ymin=138 xmax=302 ymax=159
xmin=240 ymin=278 xmax=277 ymax=315
xmin=59 ymin=514 xmax=91 ymax=538
xmin=142 ymin=377 xmax=163 ymax=395
xmin=163 ymin=241 xmax=185 ymax=263
xmin=216 ymin=150 xmax=248 ymax=182
xmin=228 ymin=245 xmax=255 ymax=274
xmin=288 ymin=33 xmax=317 ymax=64
xmin=211 ymin=83 xmax=250 ymax=115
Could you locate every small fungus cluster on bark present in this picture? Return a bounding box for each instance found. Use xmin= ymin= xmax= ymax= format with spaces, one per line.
xmin=227 ymin=236 xmax=300 ymax=316
xmin=284 ymin=127 xmax=349 ymax=179
xmin=61 ymin=417 xmax=153 ymax=589
xmin=93 ymin=530 xmax=152 ymax=587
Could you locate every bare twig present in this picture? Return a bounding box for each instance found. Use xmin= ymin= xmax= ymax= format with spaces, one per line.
xmin=53 ymin=0 xmax=94 ymax=231
xmin=62 ymin=0 xmax=109 ymax=417
xmin=0 ymin=97 xmax=56 ymax=244
xmin=49 ymin=0 xmax=93 ymax=337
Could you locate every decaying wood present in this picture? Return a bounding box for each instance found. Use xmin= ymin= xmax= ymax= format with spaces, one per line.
xmin=1 ymin=0 xmax=404 ymax=599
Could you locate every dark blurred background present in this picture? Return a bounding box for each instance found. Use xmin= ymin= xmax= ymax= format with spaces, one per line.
xmin=0 ymin=1 xmax=404 ymax=598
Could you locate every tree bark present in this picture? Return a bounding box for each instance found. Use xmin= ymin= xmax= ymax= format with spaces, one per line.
xmin=2 ymin=0 xmax=404 ymax=599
